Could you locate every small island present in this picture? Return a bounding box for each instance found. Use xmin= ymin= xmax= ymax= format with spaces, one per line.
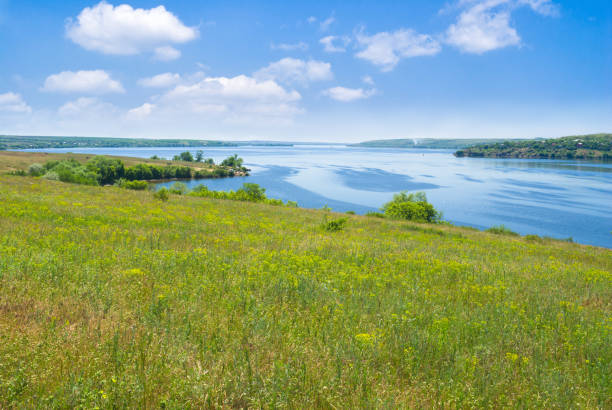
xmin=455 ymin=133 xmax=612 ymax=160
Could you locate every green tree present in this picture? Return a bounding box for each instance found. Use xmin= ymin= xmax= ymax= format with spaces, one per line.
xmin=382 ymin=191 xmax=441 ymax=223
xmin=195 ymin=150 xmax=204 ymax=162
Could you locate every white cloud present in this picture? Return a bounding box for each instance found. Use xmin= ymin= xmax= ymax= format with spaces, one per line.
xmin=66 ymin=2 xmax=198 ymax=57
xmin=323 ymin=86 xmax=376 ymax=102
xmin=320 ymin=35 xmax=350 ymax=53
xmin=517 ymin=0 xmax=560 ymax=16
xmin=58 ymin=97 xmax=116 ymax=116
xmin=138 ymin=73 xmax=181 ymax=88
xmin=126 ymin=102 xmax=155 ymax=119
xmin=355 ymin=29 xmax=441 ymax=71
xmin=153 ymin=46 xmax=181 ymax=61
xmin=271 ymin=42 xmax=309 ymax=51
xmin=0 ymin=92 xmax=31 ymax=113
xmin=445 ymin=0 xmax=520 ymax=54
xmin=153 ymin=74 xmax=302 ymax=123
xmin=362 ymin=75 xmax=375 ymax=85
xmin=307 ymin=16 xmax=317 ymax=24
xmin=445 ymin=0 xmax=559 ymax=54
xmin=319 ymin=16 xmax=335 ymax=31
xmin=254 ymin=58 xmax=333 ymax=85
xmin=42 ymin=70 xmax=124 ymax=94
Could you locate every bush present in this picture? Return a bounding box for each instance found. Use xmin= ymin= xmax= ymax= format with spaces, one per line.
xmin=486 ymin=225 xmax=519 ymax=236
xmin=345 ymin=210 xmax=356 ymax=215
xmin=154 ymin=188 xmax=169 ymax=201
xmin=365 ymin=211 xmax=385 ymax=218
xmin=236 ymin=183 xmax=266 ymax=201
xmin=117 ymin=179 xmax=149 ymax=190
xmin=221 ymin=154 xmax=243 ymax=168
xmin=169 ymin=182 xmax=188 ymax=195
xmin=382 ymin=191 xmax=441 ymax=223
xmin=28 ymin=163 xmax=45 ymax=177
xmin=87 ymin=156 xmax=125 ymax=185
xmin=322 ymin=217 xmax=348 ymax=232
xmin=41 ymin=159 xmax=99 ymax=185
xmin=173 ymin=151 xmax=194 ymax=162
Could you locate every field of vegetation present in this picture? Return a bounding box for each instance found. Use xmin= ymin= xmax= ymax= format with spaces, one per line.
xmin=455 ymin=134 xmax=612 ymax=160
xmin=349 ymin=138 xmax=527 ymax=149
xmin=0 ymin=135 xmax=237 ymax=150
xmin=0 ymin=162 xmax=610 ymax=407
xmin=0 ymin=151 xmax=249 ymax=186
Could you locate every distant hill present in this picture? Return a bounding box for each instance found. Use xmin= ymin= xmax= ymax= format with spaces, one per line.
xmin=349 ymin=138 xmax=529 ymax=149
xmin=0 ymin=135 xmax=238 ymax=150
xmin=455 ymin=134 xmax=612 ymax=160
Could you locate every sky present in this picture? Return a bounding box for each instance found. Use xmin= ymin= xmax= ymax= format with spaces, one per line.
xmin=0 ymin=0 xmax=610 ymax=142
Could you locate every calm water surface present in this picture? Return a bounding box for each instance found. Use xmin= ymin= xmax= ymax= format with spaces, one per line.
xmin=25 ymin=145 xmax=612 ymax=248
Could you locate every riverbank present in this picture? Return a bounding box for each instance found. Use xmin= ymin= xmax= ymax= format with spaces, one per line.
xmin=455 ymin=133 xmax=612 ymax=159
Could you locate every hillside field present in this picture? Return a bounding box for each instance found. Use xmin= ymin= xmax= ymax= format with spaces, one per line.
xmin=0 ymin=174 xmax=610 ymax=408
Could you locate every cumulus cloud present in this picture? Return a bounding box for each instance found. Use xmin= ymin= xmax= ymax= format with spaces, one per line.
xmin=320 ymin=35 xmax=350 ymax=53
xmin=270 ymin=42 xmax=309 ymax=51
xmin=323 ymin=86 xmax=376 ymax=102
xmin=66 ymin=2 xmax=198 ymax=57
xmin=126 ymin=102 xmax=156 ymax=119
xmin=58 ymin=97 xmax=116 ymax=116
xmin=445 ymin=0 xmax=559 ymax=54
xmin=153 ymin=46 xmax=181 ymax=61
xmin=138 ymin=73 xmax=181 ymax=88
xmin=254 ymin=58 xmax=333 ymax=85
xmin=355 ymin=29 xmax=441 ymax=71
xmin=42 ymin=70 xmax=124 ymax=94
xmin=0 ymin=92 xmax=31 ymax=113
xmin=151 ymin=74 xmax=302 ymax=123
xmin=445 ymin=0 xmax=520 ymax=53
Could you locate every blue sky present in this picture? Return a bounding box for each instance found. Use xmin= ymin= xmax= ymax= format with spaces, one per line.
xmin=0 ymin=0 xmax=610 ymax=141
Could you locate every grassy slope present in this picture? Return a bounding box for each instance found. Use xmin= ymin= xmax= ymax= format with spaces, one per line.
xmin=0 ymin=135 xmax=236 ymax=150
xmin=0 ymin=176 xmax=610 ymax=408
xmin=455 ymin=134 xmax=612 ymax=159
xmin=349 ymin=138 xmax=527 ymax=149
xmin=0 ymin=151 xmax=214 ymax=174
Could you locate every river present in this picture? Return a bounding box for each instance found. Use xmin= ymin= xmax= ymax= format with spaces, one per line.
xmin=23 ymin=145 xmax=612 ymax=248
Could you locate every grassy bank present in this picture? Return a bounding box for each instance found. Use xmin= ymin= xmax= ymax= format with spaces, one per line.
xmin=455 ymin=134 xmax=612 ymax=160
xmin=0 ymin=175 xmax=610 ymax=408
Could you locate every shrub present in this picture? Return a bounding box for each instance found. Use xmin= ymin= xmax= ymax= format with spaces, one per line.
xmin=365 ymin=211 xmax=385 ymax=218
xmin=236 ymin=183 xmax=266 ymax=201
xmin=345 ymin=210 xmax=356 ymax=215
xmin=154 ymin=188 xmax=169 ymax=201
xmin=221 ymin=154 xmax=243 ymax=168
xmin=42 ymin=159 xmax=99 ymax=185
xmin=117 ymin=179 xmax=149 ymax=190
xmin=382 ymin=191 xmax=441 ymax=223
xmin=87 ymin=156 xmax=125 ymax=185
xmin=193 ymin=169 xmax=214 ymax=179
xmin=169 ymin=182 xmax=188 ymax=195
xmin=322 ymin=217 xmax=348 ymax=232
xmin=43 ymin=171 xmax=59 ymax=181
xmin=8 ymin=169 xmax=27 ymax=176
xmin=28 ymin=163 xmax=45 ymax=177
xmin=486 ymin=225 xmax=519 ymax=236
xmin=525 ymin=234 xmax=543 ymax=243
xmin=173 ymin=151 xmax=194 ymax=162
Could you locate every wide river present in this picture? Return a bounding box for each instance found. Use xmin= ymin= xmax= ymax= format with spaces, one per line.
xmin=25 ymin=145 xmax=612 ymax=248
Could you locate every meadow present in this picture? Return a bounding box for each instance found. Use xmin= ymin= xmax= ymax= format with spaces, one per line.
xmin=0 ymin=172 xmax=610 ymax=408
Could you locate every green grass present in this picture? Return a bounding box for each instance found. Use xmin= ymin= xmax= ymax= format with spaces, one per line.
xmin=0 ymin=175 xmax=610 ymax=408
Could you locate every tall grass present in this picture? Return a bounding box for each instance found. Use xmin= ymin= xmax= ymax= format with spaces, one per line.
xmin=0 ymin=175 xmax=610 ymax=408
